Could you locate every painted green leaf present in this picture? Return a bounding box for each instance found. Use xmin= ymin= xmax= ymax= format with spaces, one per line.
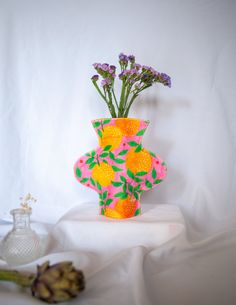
xmin=154 ymin=179 xmax=162 ymax=184
xmin=90 ymin=177 xmax=95 ymax=186
xmin=135 ymin=144 xmax=142 ymax=153
xmin=85 ymin=157 xmax=94 ymax=164
xmin=89 ymin=162 xmax=96 ymax=169
xmin=120 ymin=175 xmax=126 ymax=183
xmin=103 ymin=191 xmax=108 ymax=200
xmin=99 ymin=200 xmax=104 ymax=206
xmin=133 ymin=192 xmax=139 ymax=200
xmin=114 ymin=192 xmax=127 ymax=198
xmin=85 ymin=152 xmax=90 ymax=157
xmin=80 ymin=177 xmax=89 ymax=183
xmin=145 ymin=180 xmax=152 ymax=188
xmin=135 ymin=208 xmax=141 ymax=216
xmin=134 ymin=184 xmax=141 ymax=191
xmin=101 ymin=208 xmax=105 ymax=215
xmin=136 ymin=171 xmax=148 ymax=176
xmin=162 ymin=162 xmax=166 ymax=166
xmin=136 ymin=129 xmax=146 ymax=136
xmin=97 ymin=129 xmax=103 ymax=138
xmin=152 ymin=168 xmax=157 ymax=179
xmin=103 ymin=119 xmax=111 ymax=125
xmin=114 ymin=158 xmax=125 ymax=164
xmin=109 ymin=152 xmax=115 ymax=160
xmin=119 ymin=149 xmax=128 ymax=156
xmin=91 ymin=150 xmax=96 ymax=157
xmin=123 ymin=184 xmax=127 ymax=193
xmin=112 ymin=165 xmax=123 ymax=172
xmin=149 ymin=150 xmax=156 ymax=158
xmin=75 ymin=167 xmax=81 ymax=178
xmin=134 ymin=177 xmax=143 ymax=183
xmin=127 ymin=169 xmax=135 ymax=179
xmin=93 ymin=121 xmax=101 ymax=128
xmin=103 ymin=145 xmax=112 ymax=151
xmin=127 ymin=141 xmax=139 ymax=147
xmin=96 ymin=182 xmax=102 ymax=190
xmin=103 ymin=159 xmax=108 ymax=164
xmin=112 ymin=181 xmax=123 ymax=187
xmin=100 ymin=152 xmax=109 ymax=158
xmin=128 ymin=184 xmax=133 ymax=193
xmin=105 ymin=198 xmax=113 ymax=206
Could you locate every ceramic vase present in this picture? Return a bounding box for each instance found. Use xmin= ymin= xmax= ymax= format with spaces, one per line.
xmin=74 ymin=118 xmax=167 ymax=219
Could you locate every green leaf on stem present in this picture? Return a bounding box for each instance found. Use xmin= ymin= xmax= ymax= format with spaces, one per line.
xmin=76 ymin=167 xmax=81 ymax=178
xmin=90 ymin=177 xmax=95 ymax=186
xmin=112 ymin=181 xmax=123 ymax=187
xmin=89 ymin=162 xmax=96 ymax=170
xmin=127 ymin=141 xmax=139 ymax=147
xmin=106 ymin=199 xmax=113 ymax=206
xmin=114 ymin=192 xmax=128 ymax=199
xmin=136 ymin=129 xmax=146 ymax=136
xmin=85 ymin=157 xmax=94 ymax=164
xmin=103 ymin=145 xmax=112 ymax=151
xmin=136 ymin=171 xmax=148 ymax=176
xmin=133 ymin=192 xmax=139 ymax=200
xmin=135 ymin=208 xmax=141 ymax=216
xmin=127 ymin=169 xmax=135 ymax=179
xmin=103 ymin=191 xmax=108 ymax=200
xmin=154 ymin=179 xmax=162 ymax=184
xmin=120 ymin=175 xmax=126 ymax=183
xmin=152 ymin=168 xmax=157 ymax=179
xmin=145 ymin=180 xmax=152 ymax=188
xmin=97 ymin=182 xmax=102 ymax=190
xmin=112 ymin=166 xmax=123 ymax=172
xmin=114 ymin=158 xmax=125 ymax=164
xmin=103 ymin=119 xmax=111 ymax=125
xmin=134 ymin=177 xmax=143 ymax=183
xmin=109 ymin=152 xmax=115 ymax=160
xmin=101 ymin=208 xmax=105 ymax=215
xmin=99 ymin=200 xmax=104 ymax=206
xmin=100 ymin=152 xmax=109 ymax=158
xmin=135 ymin=144 xmax=142 ymax=152
xmin=93 ymin=121 xmax=101 ymax=128
xmin=128 ymin=184 xmax=133 ymax=193
xmin=119 ymin=149 xmax=128 ymax=156
xmin=80 ymin=178 xmax=89 ymax=183
xmin=97 ymin=129 xmax=103 ymax=138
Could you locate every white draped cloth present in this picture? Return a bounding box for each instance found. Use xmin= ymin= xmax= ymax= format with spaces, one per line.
xmin=0 ymin=203 xmax=236 ymax=305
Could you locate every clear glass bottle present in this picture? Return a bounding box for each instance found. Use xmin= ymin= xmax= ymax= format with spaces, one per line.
xmin=2 ymin=208 xmax=40 ymax=266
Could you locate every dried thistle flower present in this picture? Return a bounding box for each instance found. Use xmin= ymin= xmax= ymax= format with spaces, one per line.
xmin=0 ymin=261 xmax=85 ymax=303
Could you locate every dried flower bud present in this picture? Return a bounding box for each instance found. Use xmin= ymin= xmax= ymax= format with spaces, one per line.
xmin=91 ymin=75 xmax=99 ymax=82
xmin=31 ymin=261 xmax=85 ymax=303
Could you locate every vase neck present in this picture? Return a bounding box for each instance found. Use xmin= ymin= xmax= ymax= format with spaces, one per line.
xmin=11 ymin=209 xmax=31 ymax=230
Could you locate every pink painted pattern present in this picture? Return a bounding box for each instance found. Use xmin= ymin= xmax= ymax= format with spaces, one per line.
xmin=74 ymin=118 xmax=167 ymax=218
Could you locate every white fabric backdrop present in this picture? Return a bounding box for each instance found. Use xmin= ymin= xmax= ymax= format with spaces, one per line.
xmin=0 ymin=0 xmax=236 ymax=238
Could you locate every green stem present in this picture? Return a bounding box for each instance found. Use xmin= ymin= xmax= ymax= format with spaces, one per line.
xmin=124 ymin=93 xmax=139 ymax=117
xmin=107 ymin=90 xmax=117 ymax=117
xmin=111 ymin=88 xmax=119 ymax=112
xmin=92 ymin=81 xmax=109 ymax=105
xmin=119 ymin=80 xmax=126 ymax=117
xmin=0 ymin=269 xmax=35 ymax=287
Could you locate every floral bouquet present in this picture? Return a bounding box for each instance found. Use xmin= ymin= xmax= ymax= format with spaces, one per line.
xmin=91 ymin=53 xmax=171 ymax=118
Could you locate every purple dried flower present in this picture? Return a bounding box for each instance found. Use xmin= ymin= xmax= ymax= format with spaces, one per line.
xmin=128 ymin=55 xmax=135 ymax=63
xmin=101 ymin=78 xmax=112 ymax=87
xmin=119 ymin=53 xmax=128 ymax=64
xmin=101 ymin=63 xmax=109 ymax=71
xmin=160 ymin=73 xmax=171 ymax=88
xmin=91 ymin=75 xmax=99 ymax=81
xmin=134 ymin=63 xmax=141 ymax=70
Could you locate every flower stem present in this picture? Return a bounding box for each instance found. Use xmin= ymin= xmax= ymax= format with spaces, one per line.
xmin=0 ymin=269 xmax=35 ymax=287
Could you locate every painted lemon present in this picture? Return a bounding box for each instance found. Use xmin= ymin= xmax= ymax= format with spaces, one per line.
xmin=115 ymin=118 xmax=141 ymax=136
xmin=104 ymin=208 xmax=123 ymax=219
xmin=99 ymin=126 xmax=123 ymax=151
xmin=92 ymin=162 xmax=115 ymax=187
xmin=126 ymin=148 xmax=152 ymax=175
xmin=115 ymin=196 xmax=137 ymax=218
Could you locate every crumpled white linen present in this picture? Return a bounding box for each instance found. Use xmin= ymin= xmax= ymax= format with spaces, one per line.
xmin=0 ymin=203 xmax=236 ymax=305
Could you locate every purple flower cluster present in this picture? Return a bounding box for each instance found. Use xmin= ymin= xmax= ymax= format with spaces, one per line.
xmin=91 ymin=52 xmax=171 ymax=117
xmin=91 ymin=63 xmax=116 ymax=88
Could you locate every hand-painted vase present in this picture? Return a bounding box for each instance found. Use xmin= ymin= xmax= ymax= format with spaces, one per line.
xmin=74 ymin=118 xmax=167 ymax=219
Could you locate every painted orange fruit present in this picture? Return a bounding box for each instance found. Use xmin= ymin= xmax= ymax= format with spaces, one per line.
xmin=115 ymin=118 xmax=141 ymax=136
xmin=92 ymin=162 xmax=115 ymax=187
xmin=99 ymin=126 xmax=123 ymax=151
xmin=115 ymin=196 xmax=137 ymax=218
xmin=104 ymin=208 xmax=123 ymax=219
xmin=126 ymin=148 xmax=152 ymax=175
